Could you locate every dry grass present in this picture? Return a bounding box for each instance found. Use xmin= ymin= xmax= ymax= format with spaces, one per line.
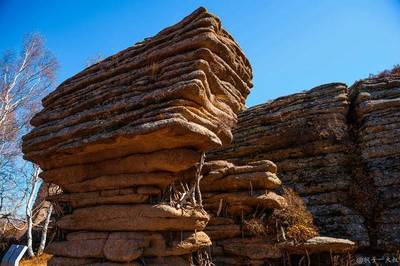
xmin=150 ymin=62 xmax=160 ymax=81
xmin=20 ymin=253 xmax=52 ymax=266
xmin=371 ymin=64 xmax=400 ymax=78
xmin=267 ymin=187 xmax=318 ymax=243
xmin=242 ymin=218 xmax=267 ymax=236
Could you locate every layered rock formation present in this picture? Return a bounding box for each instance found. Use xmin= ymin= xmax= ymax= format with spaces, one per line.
xmin=22 ymin=7 xmax=252 ymax=265
xmin=201 ymin=160 xmax=354 ymax=265
xmin=200 ymin=159 xmax=285 ymax=265
xmin=208 ymin=83 xmax=370 ymax=247
xmin=208 ymin=77 xmax=400 ymax=253
xmin=350 ymin=75 xmax=400 ymax=251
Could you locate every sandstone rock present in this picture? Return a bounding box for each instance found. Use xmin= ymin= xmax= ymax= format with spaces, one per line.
xmin=207 ymin=83 xmax=371 ymax=246
xmin=219 ymin=238 xmax=282 ymax=259
xmin=63 ymin=172 xmax=176 ymax=193
xmin=48 ymin=189 xmax=149 ymax=208
xmin=22 ymin=7 xmax=252 ymax=170
xmin=46 ymin=238 xmax=107 ymax=258
xmin=280 ymin=236 xmax=355 ymax=254
xmin=204 ymin=224 xmax=241 ymax=240
xmin=41 ymin=148 xmax=201 ymax=185
xmin=203 ymin=191 xmax=286 ymax=216
xmin=144 ymin=232 xmax=211 ymax=257
xmin=350 ymin=76 xmax=400 ymax=251
xmin=57 ymin=204 xmax=209 ymax=231
xmin=23 ymin=7 xmax=252 ymax=263
xmin=201 ymin=171 xmax=281 ymax=192
xmin=48 ymin=231 xmax=211 ymax=263
xmin=201 ymin=160 xmax=287 ymax=262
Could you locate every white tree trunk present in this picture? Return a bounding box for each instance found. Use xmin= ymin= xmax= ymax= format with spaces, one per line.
xmin=37 ymin=203 xmax=53 ymax=255
xmin=26 ymin=167 xmax=40 ymax=257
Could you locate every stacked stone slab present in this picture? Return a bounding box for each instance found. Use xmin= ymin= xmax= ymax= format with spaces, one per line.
xmin=200 ymin=159 xmax=286 ymax=265
xmin=208 ymin=83 xmax=370 ymax=246
xmin=22 ymin=7 xmax=252 ymax=265
xmin=350 ymin=75 xmax=400 ymax=251
xmin=200 ymin=160 xmax=355 ymax=265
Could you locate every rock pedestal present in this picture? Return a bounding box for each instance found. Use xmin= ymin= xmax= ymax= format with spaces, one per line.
xmin=22 ymin=7 xmax=252 ymax=265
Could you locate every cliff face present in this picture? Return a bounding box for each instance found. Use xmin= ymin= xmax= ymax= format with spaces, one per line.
xmin=208 ymin=77 xmax=400 ymax=252
xmin=350 ymin=76 xmax=400 ymax=251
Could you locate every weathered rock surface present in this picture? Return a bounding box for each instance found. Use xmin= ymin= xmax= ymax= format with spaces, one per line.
xmin=201 ymin=159 xmax=355 ymax=264
xmin=200 ymin=159 xmax=287 ymax=263
xmin=208 ymin=83 xmax=370 ymax=247
xmin=280 ymin=236 xmax=355 ymax=254
xmin=57 ymin=204 xmax=209 ymax=231
xmin=22 ymin=6 xmax=252 ymax=173
xmin=47 ymin=231 xmax=211 ymax=262
xmin=350 ymin=76 xmax=400 ymax=252
xmin=208 ymin=78 xmax=400 ymax=253
xmin=23 ymin=7 xmax=252 ymax=264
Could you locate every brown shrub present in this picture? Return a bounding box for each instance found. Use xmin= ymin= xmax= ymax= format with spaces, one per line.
xmin=266 ymin=187 xmax=318 ymax=243
xmin=20 ymin=253 xmax=52 ymax=266
xmin=371 ymin=64 xmax=400 ymax=78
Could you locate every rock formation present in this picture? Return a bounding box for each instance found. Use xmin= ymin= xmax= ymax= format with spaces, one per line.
xmin=22 ymin=7 xmax=252 ymax=265
xmin=350 ymin=75 xmax=400 ymax=252
xmin=208 ymin=77 xmax=400 ymax=253
xmin=200 ymin=160 xmax=354 ymax=265
xmin=208 ymin=83 xmax=370 ymax=247
xmin=20 ymin=2 xmax=399 ymax=262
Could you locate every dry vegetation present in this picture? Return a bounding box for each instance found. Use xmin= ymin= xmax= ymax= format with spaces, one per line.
xmin=267 ymin=187 xmax=318 ymax=243
xmin=242 ymin=217 xmax=267 ymax=236
xmin=20 ymin=253 xmax=52 ymax=266
xmin=371 ymin=64 xmax=400 ymax=78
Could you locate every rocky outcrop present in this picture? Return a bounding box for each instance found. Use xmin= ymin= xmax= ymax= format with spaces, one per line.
xmin=200 ymin=160 xmax=355 ymax=265
xmin=208 ymin=83 xmax=370 ymax=247
xmin=200 ymin=159 xmax=285 ymax=265
xmin=350 ymin=76 xmax=400 ymax=252
xmin=208 ymin=78 xmax=400 ymax=253
xmin=22 ymin=7 xmax=252 ymax=265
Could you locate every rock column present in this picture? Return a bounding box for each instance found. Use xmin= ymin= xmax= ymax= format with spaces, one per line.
xmin=200 ymin=160 xmax=287 ymax=265
xmin=22 ymin=7 xmax=252 ymax=265
xmin=351 ymin=75 xmax=400 ymax=252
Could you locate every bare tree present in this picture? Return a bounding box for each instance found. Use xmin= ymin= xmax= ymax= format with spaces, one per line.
xmin=0 ymin=33 xmax=57 ymax=255
xmin=0 ymin=33 xmax=57 ymax=218
xmin=26 ymin=166 xmax=40 ymax=257
xmin=37 ymin=202 xmax=53 ymax=255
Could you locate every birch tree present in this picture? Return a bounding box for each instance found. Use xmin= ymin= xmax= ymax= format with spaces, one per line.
xmin=0 ymin=33 xmax=57 ymax=218
xmin=0 ymin=33 xmax=57 ymax=255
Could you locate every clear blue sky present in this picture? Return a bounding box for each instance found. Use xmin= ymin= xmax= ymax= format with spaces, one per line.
xmin=1 ymin=0 xmax=400 ymax=106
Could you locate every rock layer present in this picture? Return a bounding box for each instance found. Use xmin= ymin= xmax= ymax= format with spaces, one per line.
xmin=22 ymin=7 xmax=252 ymax=265
xmin=201 ymin=160 xmax=355 ymax=265
xmin=350 ymin=76 xmax=400 ymax=251
xmin=201 ymin=160 xmax=286 ymax=264
xmin=208 ymin=83 xmax=370 ymax=247
xmin=208 ymin=78 xmax=400 ymax=252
